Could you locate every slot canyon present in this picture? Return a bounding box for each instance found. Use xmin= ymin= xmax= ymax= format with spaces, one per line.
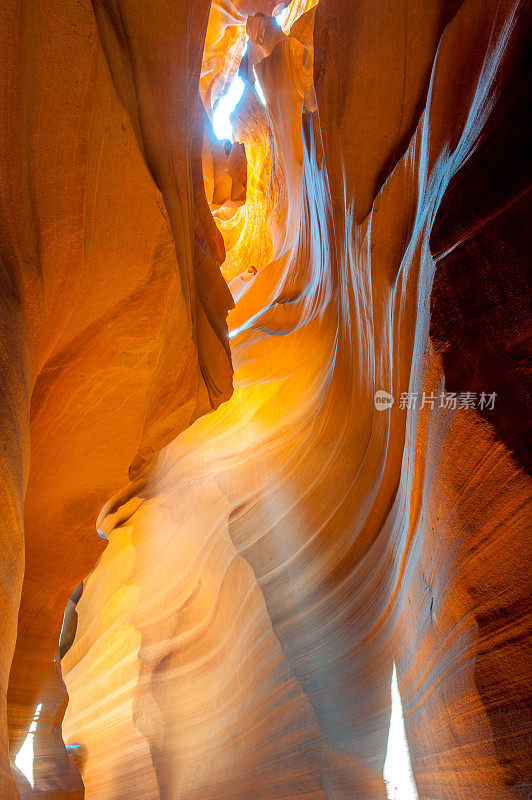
xmin=0 ymin=0 xmax=531 ymax=798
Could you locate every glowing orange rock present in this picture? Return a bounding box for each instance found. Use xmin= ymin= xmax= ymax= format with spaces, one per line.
xmin=0 ymin=1 xmax=233 ymax=796
xmin=63 ymin=2 xmax=530 ymax=799
xmin=1 ymin=0 xmax=530 ymax=799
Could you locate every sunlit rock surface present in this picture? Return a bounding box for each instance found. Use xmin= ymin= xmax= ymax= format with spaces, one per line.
xmin=1 ymin=0 xmax=531 ymax=798
xmin=0 ymin=1 xmax=232 ymax=796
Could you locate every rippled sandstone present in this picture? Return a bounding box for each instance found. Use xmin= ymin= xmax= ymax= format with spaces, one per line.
xmin=1 ymin=1 xmax=233 ymax=796
xmin=1 ymin=0 xmax=531 ymax=798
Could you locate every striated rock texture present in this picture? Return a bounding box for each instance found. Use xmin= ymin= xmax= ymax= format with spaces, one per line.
xmin=1 ymin=0 xmax=531 ymax=799
xmin=0 ymin=0 xmax=233 ymax=797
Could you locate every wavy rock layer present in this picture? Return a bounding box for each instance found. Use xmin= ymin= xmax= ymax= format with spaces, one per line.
xmin=1 ymin=0 xmax=530 ymax=798
xmin=60 ymin=1 xmax=532 ymax=799
xmin=0 ymin=0 xmax=233 ymax=797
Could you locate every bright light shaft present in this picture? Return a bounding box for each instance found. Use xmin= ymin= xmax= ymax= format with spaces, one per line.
xmin=212 ymin=74 xmax=245 ymax=141
xmin=14 ymin=703 xmax=42 ymax=787
xmin=276 ymin=6 xmax=290 ymax=28
xmin=383 ymin=664 xmax=418 ymax=800
xmin=252 ymin=66 xmax=266 ymax=106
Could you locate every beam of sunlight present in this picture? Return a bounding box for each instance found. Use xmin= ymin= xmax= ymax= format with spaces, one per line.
xmin=276 ymin=6 xmax=290 ymax=28
xmin=212 ymin=39 xmax=248 ymax=141
xmin=213 ymin=75 xmax=245 ymax=141
xmin=14 ymin=702 xmax=42 ymax=787
xmin=383 ymin=664 xmax=418 ymax=800
xmin=252 ymin=66 xmax=266 ymax=106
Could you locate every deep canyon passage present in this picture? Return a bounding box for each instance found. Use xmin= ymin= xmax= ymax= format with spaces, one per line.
xmin=0 ymin=0 xmax=531 ymax=799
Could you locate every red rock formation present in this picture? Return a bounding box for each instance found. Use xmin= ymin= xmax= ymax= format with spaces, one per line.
xmin=1 ymin=0 xmax=531 ymax=798
xmin=1 ymin=1 xmax=232 ymax=796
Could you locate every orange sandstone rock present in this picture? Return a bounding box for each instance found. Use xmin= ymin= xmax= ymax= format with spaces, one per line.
xmin=1 ymin=0 xmax=530 ymax=799
xmin=1 ymin=1 xmax=233 ymax=796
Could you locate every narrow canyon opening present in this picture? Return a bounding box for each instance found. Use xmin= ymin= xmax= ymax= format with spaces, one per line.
xmin=13 ymin=705 xmax=41 ymax=789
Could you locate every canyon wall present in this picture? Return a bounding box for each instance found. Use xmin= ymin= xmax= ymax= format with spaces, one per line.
xmin=1 ymin=0 xmax=530 ymax=798
xmin=0 ymin=1 xmax=233 ymax=796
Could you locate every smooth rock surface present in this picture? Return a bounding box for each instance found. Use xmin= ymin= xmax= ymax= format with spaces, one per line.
xmin=1 ymin=0 xmax=530 ymax=798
